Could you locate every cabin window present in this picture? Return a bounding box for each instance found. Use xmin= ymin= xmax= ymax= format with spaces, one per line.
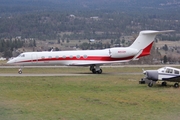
xmin=41 ymin=56 xmax=45 ymax=59
xmin=83 ymin=55 xmax=88 ymax=59
xmin=166 ymin=68 xmax=173 ymax=73
xmin=55 ymin=56 xmax=59 ymax=59
xmin=69 ymin=55 xmax=73 ymax=58
xmin=62 ymin=55 xmax=66 ymax=59
xmin=174 ymin=70 xmax=179 ymax=74
xmin=48 ymin=56 xmax=52 ymax=59
xmin=76 ymin=55 xmax=80 ymax=59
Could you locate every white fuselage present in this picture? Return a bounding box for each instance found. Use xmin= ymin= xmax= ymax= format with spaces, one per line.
xmin=7 ymin=47 xmax=139 ymax=66
xmin=157 ymin=67 xmax=180 ymax=80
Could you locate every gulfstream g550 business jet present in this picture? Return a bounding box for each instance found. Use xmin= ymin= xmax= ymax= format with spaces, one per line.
xmin=7 ymin=30 xmax=174 ymax=74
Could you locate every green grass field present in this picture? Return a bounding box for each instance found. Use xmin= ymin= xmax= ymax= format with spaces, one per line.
xmin=0 ymin=67 xmax=180 ymax=120
xmin=0 ymin=65 xmax=167 ymax=74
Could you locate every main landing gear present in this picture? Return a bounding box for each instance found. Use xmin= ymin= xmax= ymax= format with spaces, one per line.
xmin=148 ymin=81 xmax=179 ymax=88
xmin=174 ymin=83 xmax=179 ymax=88
xmin=90 ymin=65 xmax=102 ymax=74
xmin=161 ymin=82 xmax=167 ymax=86
xmin=162 ymin=82 xmax=179 ymax=88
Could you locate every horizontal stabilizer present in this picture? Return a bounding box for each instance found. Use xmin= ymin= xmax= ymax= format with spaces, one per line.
xmin=140 ymin=30 xmax=175 ymax=35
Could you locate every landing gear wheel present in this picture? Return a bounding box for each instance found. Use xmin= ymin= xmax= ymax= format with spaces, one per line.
xmin=18 ymin=70 xmax=22 ymax=74
xmin=90 ymin=65 xmax=103 ymax=74
xmin=97 ymin=69 xmax=102 ymax=74
xmin=162 ymin=82 xmax=167 ymax=86
xmin=92 ymin=69 xmax=96 ymax=74
xmin=91 ymin=68 xmax=102 ymax=74
xmin=174 ymin=83 xmax=179 ymax=88
xmin=148 ymin=82 xmax=153 ymax=87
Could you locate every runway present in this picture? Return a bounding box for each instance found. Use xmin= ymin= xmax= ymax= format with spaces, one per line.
xmin=0 ymin=73 xmax=96 ymax=76
xmin=1 ymin=64 xmax=180 ymax=68
xmin=0 ymin=65 xmax=152 ymax=76
xmin=0 ymin=65 xmax=149 ymax=76
xmin=0 ymin=72 xmax=142 ymax=77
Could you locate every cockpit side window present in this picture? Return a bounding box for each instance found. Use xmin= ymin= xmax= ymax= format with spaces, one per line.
xmin=166 ymin=68 xmax=173 ymax=73
xmin=165 ymin=69 xmax=169 ymax=73
xmin=18 ymin=54 xmax=25 ymax=57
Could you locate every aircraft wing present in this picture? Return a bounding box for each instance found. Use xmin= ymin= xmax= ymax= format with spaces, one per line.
xmin=162 ymin=76 xmax=180 ymax=82
xmin=67 ymin=60 xmax=130 ymax=66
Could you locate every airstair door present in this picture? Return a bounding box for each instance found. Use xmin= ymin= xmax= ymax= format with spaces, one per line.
xmin=31 ymin=54 xmax=38 ymax=63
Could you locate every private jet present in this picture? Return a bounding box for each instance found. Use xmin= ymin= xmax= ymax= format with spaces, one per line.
xmin=7 ymin=30 xmax=174 ymax=74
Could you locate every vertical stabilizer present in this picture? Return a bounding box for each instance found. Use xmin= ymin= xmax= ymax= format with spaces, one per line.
xmin=130 ymin=30 xmax=174 ymax=59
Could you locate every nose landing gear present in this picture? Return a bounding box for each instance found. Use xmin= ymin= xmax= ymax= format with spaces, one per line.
xmin=18 ymin=68 xmax=22 ymax=74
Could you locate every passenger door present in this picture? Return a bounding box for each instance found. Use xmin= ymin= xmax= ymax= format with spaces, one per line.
xmin=31 ymin=54 xmax=38 ymax=63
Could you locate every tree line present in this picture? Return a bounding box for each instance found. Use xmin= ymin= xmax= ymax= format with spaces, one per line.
xmin=0 ymin=11 xmax=180 ymax=41
xmin=0 ymin=39 xmax=24 ymax=58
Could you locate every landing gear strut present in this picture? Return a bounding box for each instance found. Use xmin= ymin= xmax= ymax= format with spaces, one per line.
xmin=90 ymin=65 xmax=102 ymax=74
xmin=148 ymin=81 xmax=153 ymax=87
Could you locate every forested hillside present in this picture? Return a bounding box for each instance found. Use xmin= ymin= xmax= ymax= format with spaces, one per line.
xmin=1 ymin=0 xmax=179 ymax=13
xmin=0 ymin=12 xmax=179 ymax=40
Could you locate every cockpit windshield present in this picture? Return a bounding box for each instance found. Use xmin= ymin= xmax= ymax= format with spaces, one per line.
xmin=18 ymin=54 xmax=25 ymax=57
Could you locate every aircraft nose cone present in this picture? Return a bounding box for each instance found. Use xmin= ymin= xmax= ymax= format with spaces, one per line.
xmin=7 ymin=60 xmax=12 ymax=64
xmin=7 ymin=59 xmax=14 ymax=64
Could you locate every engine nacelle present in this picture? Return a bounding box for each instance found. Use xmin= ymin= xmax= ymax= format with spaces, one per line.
xmin=145 ymin=70 xmax=158 ymax=81
xmin=109 ymin=47 xmax=138 ymax=58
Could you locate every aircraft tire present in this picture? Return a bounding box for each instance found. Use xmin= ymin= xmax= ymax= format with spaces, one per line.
xmin=162 ymin=82 xmax=167 ymax=86
xmin=97 ymin=69 xmax=102 ymax=74
xmin=174 ymin=83 xmax=179 ymax=88
xmin=148 ymin=82 xmax=153 ymax=87
xmin=18 ymin=70 xmax=22 ymax=74
xmin=92 ymin=69 xmax=96 ymax=74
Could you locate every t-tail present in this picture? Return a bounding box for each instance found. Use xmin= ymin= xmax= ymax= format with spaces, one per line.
xmin=130 ymin=30 xmax=174 ymax=60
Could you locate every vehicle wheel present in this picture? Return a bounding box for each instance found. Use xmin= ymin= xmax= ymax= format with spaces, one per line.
xmin=18 ymin=70 xmax=22 ymax=74
xmin=174 ymin=83 xmax=179 ymax=88
xmin=162 ymin=82 xmax=167 ymax=86
xmin=148 ymin=82 xmax=153 ymax=87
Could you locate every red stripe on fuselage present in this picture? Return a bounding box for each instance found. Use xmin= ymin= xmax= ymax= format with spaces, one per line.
xmin=14 ymin=55 xmax=135 ymax=64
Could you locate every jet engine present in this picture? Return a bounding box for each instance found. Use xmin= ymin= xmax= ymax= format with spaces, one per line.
xmin=109 ymin=48 xmax=138 ymax=58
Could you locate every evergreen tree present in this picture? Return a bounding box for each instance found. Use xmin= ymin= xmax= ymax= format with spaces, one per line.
xmin=163 ymin=55 xmax=167 ymax=64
